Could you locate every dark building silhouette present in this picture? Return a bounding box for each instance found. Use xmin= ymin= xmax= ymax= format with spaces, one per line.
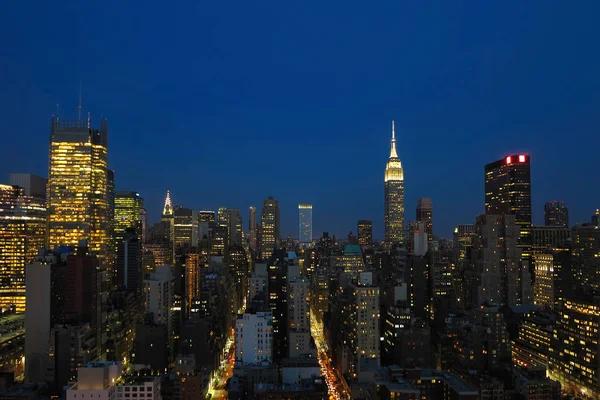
xmin=544 ymin=200 xmax=569 ymax=227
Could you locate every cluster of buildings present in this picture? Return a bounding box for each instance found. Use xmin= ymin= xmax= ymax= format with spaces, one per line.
xmin=0 ymin=114 xmax=598 ymax=400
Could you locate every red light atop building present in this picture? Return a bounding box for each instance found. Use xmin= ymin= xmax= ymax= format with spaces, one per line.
xmin=519 ymin=155 xmax=526 ymax=162
xmin=506 ymin=156 xmax=512 ymax=164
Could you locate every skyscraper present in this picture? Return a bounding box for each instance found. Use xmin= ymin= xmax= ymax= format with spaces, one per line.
xmin=471 ymin=214 xmax=531 ymax=308
xmin=298 ymin=204 xmax=312 ymax=244
xmin=416 ymin=198 xmax=433 ymax=252
xmin=384 ymin=121 xmax=404 ymax=246
xmin=161 ymin=190 xmax=174 ymax=260
xmin=47 ymin=116 xmax=109 ymax=260
xmin=217 ymin=208 xmax=243 ymax=251
xmin=114 ymin=191 xmax=145 ymax=240
xmin=260 ymin=196 xmax=280 ymax=259
xmin=544 ymin=200 xmax=569 ymax=227
xmin=249 ymin=206 xmax=257 ymax=252
xmin=173 ymin=206 xmax=198 ymax=251
xmin=0 ymin=182 xmax=47 ymax=312
xmin=484 ymin=154 xmax=532 ymax=256
xmin=357 ymin=220 xmax=373 ymax=246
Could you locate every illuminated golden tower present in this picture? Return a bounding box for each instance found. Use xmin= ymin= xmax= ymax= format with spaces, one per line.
xmin=384 ymin=120 xmax=404 ymax=245
xmin=47 ymin=116 xmax=109 ymax=262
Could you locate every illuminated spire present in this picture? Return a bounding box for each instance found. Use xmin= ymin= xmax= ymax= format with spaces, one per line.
xmin=389 ymin=120 xmax=398 ymax=159
xmin=163 ymin=190 xmax=173 ymax=216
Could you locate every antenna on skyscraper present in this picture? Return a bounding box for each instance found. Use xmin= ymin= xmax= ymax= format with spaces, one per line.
xmin=87 ymin=112 xmax=91 ymax=129
xmin=78 ymin=81 xmax=83 ymax=121
xmin=55 ymin=104 xmax=60 ymax=117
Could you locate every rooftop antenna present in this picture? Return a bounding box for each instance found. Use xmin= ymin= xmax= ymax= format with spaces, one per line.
xmin=55 ymin=103 xmax=60 ymax=118
xmin=78 ymin=81 xmax=83 ymax=121
xmin=87 ymin=111 xmax=91 ymax=129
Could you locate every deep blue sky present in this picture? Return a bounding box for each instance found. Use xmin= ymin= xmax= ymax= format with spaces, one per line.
xmin=2 ymin=2 xmax=599 ymax=240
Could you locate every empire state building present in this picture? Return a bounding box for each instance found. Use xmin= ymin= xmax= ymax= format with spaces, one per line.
xmin=384 ymin=121 xmax=404 ymax=245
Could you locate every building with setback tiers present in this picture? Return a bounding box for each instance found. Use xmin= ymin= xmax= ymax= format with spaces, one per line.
xmin=384 ymin=121 xmax=405 ymax=246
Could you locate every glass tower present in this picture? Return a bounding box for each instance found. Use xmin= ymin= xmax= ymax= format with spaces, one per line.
xmin=298 ymin=204 xmax=313 ymax=244
xmin=47 ymin=117 xmax=109 ymax=261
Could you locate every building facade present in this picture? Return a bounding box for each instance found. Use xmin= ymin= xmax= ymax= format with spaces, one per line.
xmin=47 ymin=117 xmax=109 ymax=260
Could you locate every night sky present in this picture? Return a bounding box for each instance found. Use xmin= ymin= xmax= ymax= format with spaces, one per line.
xmin=2 ymin=1 xmax=599 ymax=240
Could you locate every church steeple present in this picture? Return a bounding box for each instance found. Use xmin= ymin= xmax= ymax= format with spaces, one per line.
xmin=162 ymin=190 xmax=173 ymax=216
xmin=390 ymin=120 xmax=398 ymax=159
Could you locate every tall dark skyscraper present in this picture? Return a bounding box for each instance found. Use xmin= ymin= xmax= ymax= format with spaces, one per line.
xmin=260 ymin=196 xmax=280 ymax=259
xmin=384 ymin=121 xmax=404 ymax=246
xmin=357 ymin=220 xmax=373 ymax=246
xmin=485 ymin=154 xmax=532 ymax=256
xmin=249 ymin=206 xmax=257 ymax=252
xmin=544 ymin=200 xmax=569 ymax=227
xmin=416 ymin=198 xmax=433 ymax=252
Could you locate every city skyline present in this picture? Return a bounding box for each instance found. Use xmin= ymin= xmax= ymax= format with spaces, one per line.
xmin=2 ymin=3 xmax=600 ymax=398
xmin=2 ymin=3 xmax=599 ymax=240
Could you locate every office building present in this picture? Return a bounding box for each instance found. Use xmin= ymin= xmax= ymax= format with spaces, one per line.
xmin=173 ymin=206 xmax=198 ymax=251
xmin=24 ymin=260 xmax=51 ymax=382
xmin=249 ymin=206 xmax=258 ymax=251
xmin=47 ymin=116 xmax=110 ymax=260
xmin=66 ymin=362 xmax=161 ymax=400
xmin=65 ymin=244 xmax=101 ymax=355
xmin=287 ymin=271 xmax=312 ymax=358
xmin=332 ymin=245 xmax=364 ymax=275
xmin=349 ymin=272 xmax=380 ymax=374
xmin=218 ymin=207 xmax=243 ymax=250
xmin=144 ymin=265 xmax=173 ymax=326
xmin=298 ymin=204 xmax=312 ymax=244
xmin=533 ymin=253 xmax=554 ymax=310
xmin=260 ymin=196 xmax=280 ymax=259
xmin=384 ymin=121 xmax=404 ymax=245
xmin=9 ymin=173 xmax=47 ymax=199
xmin=357 ymin=220 xmax=372 ymax=246
xmin=571 ymin=223 xmax=600 ymax=292
xmin=485 ymin=154 xmax=532 ymax=257
xmin=114 ymin=230 xmax=143 ymax=298
xmin=0 ymin=182 xmax=47 ymax=312
xmin=416 ymin=198 xmax=433 ymax=252
xmin=185 ymin=253 xmax=202 ymax=312
xmin=544 ymin=201 xmax=569 ymax=227
xmin=512 ymin=314 xmax=553 ymax=370
xmin=472 ymin=214 xmax=531 ymax=307
xmin=531 ymin=226 xmax=570 ymax=255
xmin=549 ymin=298 xmax=600 ymax=398
xmin=114 ymin=191 xmax=145 ymax=239
xmin=235 ymin=311 xmax=273 ymax=365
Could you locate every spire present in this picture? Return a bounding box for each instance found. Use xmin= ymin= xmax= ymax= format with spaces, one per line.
xmin=163 ymin=190 xmax=173 ymax=216
xmin=389 ymin=120 xmax=398 ymax=158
